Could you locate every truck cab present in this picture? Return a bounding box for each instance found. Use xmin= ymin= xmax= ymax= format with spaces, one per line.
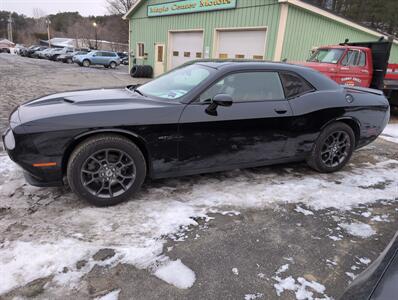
xmin=305 ymin=45 xmax=373 ymax=87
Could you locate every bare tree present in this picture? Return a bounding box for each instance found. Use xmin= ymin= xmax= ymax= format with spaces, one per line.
xmin=106 ymin=0 xmax=137 ymax=15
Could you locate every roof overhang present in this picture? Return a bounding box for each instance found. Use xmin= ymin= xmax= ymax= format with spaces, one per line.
xmin=279 ymin=0 xmax=398 ymax=45
xmin=122 ymin=0 xmax=143 ymax=20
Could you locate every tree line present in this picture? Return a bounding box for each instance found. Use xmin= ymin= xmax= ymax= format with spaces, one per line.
xmin=304 ymin=0 xmax=397 ymax=37
xmin=0 ymin=11 xmax=128 ymax=46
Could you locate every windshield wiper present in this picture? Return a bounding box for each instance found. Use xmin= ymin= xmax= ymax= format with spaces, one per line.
xmin=134 ymin=88 xmax=145 ymax=97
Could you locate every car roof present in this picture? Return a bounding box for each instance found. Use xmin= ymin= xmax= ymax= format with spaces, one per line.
xmin=193 ymin=59 xmax=313 ymax=72
xmin=188 ymin=59 xmax=340 ymax=91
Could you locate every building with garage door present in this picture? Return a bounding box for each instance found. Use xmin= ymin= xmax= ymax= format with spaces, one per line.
xmin=123 ymin=0 xmax=398 ymax=77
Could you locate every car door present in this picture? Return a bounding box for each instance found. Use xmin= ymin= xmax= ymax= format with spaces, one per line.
xmin=337 ymin=49 xmax=358 ymax=86
xmin=178 ymin=70 xmax=293 ymax=173
xmin=92 ymin=52 xmax=102 ymax=65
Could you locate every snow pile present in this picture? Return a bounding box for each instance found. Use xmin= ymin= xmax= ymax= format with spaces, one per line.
xmin=153 ymin=259 xmax=196 ymax=289
xmin=381 ymin=123 xmax=398 ymax=143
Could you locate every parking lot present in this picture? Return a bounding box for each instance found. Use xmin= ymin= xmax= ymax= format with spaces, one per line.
xmin=0 ymin=54 xmax=398 ymax=300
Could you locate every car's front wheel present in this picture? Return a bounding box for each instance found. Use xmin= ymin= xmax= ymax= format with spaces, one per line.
xmin=82 ymin=59 xmax=90 ymax=67
xmin=307 ymin=122 xmax=355 ymax=173
xmin=67 ymin=135 xmax=146 ymax=206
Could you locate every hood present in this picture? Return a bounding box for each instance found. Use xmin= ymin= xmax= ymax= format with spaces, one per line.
xmin=17 ymin=88 xmax=181 ymax=130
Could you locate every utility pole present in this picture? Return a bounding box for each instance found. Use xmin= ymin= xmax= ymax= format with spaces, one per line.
xmin=93 ymin=22 xmax=98 ymax=50
xmin=46 ymin=19 xmax=52 ymax=48
xmin=7 ymin=13 xmax=13 ymax=43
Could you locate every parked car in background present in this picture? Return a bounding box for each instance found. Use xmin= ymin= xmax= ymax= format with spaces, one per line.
xmin=74 ymin=50 xmax=121 ymax=68
xmin=117 ymin=52 xmax=129 ymax=65
xmin=25 ymin=46 xmax=46 ymax=58
xmin=31 ymin=47 xmax=50 ymax=59
xmin=57 ymin=50 xmax=89 ymax=64
xmin=13 ymin=44 xmax=25 ymax=55
xmin=0 ymin=48 xmax=11 ymax=53
xmin=2 ymin=61 xmax=390 ymax=206
xmin=48 ymin=47 xmax=74 ymax=61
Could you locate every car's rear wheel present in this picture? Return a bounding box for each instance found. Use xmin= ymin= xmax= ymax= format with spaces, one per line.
xmin=307 ymin=122 xmax=355 ymax=173
xmin=109 ymin=61 xmax=117 ymax=69
xmin=82 ymin=59 xmax=90 ymax=67
xmin=67 ymin=135 xmax=146 ymax=206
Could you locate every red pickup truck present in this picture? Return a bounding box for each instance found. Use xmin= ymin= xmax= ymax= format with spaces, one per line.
xmin=299 ymin=39 xmax=398 ymax=106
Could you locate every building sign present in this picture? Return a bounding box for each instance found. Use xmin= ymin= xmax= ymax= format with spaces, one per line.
xmin=148 ymin=0 xmax=237 ymax=17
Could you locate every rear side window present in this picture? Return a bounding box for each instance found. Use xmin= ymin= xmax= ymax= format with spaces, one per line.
xmin=279 ymin=72 xmax=315 ymax=99
xmin=358 ymin=51 xmax=366 ymax=66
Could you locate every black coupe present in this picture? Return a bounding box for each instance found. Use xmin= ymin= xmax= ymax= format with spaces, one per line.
xmin=2 ymin=61 xmax=390 ymax=206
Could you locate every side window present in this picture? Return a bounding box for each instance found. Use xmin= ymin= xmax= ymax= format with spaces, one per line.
xmin=137 ymin=43 xmax=145 ymax=58
xmin=341 ymin=50 xmax=354 ymax=66
xmin=200 ymin=72 xmax=285 ymax=102
xmin=358 ymin=51 xmax=366 ymax=66
xmin=279 ymin=72 xmax=315 ymax=99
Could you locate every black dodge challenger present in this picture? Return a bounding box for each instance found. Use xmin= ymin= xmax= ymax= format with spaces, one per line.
xmin=2 ymin=61 xmax=390 ymax=206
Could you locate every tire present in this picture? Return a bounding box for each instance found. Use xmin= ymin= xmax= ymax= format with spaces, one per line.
xmin=109 ymin=61 xmax=117 ymax=69
xmin=130 ymin=65 xmax=153 ymax=78
xmin=307 ymin=122 xmax=355 ymax=173
xmin=67 ymin=134 xmax=147 ymax=206
xmin=82 ymin=59 xmax=90 ymax=67
xmin=66 ymin=58 xmax=73 ymax=64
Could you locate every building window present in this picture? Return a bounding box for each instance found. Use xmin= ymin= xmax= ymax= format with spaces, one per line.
xmin=184 ymin=52 xmax=191 ymax=57
xmin=219 ymin=53 xmax=228 ymax=59
xmin=173 ymin=51 xmax=179 ymax=57
xmin=196 ymin=52 xmax=202 ymax=58
xmin=253 ymin=55 xmax=264 ymax=60
xmin=137 ymin=43 xmax=145 ymax=58
xmin=235 ymin=54 xmax=245 ymax=59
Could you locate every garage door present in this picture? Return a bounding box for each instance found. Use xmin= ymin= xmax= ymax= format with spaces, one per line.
xmin=170 ymin=31 xmax=204 ymax=69
xmin=215 ymin=28 xmax=267 ymax=60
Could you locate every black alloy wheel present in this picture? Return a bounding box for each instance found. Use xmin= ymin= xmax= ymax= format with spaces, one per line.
xmin=307 ymin=122 xmax=355 ymax=173
xmin=67 ymin=135 xmax=146 ymax=206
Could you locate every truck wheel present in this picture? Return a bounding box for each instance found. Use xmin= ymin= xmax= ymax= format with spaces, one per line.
xmin=307 ymin=122 xmax=355 ymax=173
xmin=67 ymin=134 xmax=147 ymax=206
xmin=82 ymin=59 xmax=90 ymax=67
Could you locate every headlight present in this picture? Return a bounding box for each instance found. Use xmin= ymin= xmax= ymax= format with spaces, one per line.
xmin=4 ymin=129 xmax=15 ymax=150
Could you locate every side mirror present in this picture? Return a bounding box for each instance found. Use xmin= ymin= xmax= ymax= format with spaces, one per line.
xmin=213 ymin=94 xmax=233 ymax=107
xmin=205 ymin=94 xmax=233 ymax=116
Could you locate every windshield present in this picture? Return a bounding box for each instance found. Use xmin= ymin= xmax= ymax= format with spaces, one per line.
xmin=308 ymin=48 xmax=345 ymax=64
xmin=137 ymin=64 xmax=214 ymax=100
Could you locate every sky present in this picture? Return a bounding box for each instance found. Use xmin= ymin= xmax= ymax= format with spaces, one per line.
xmin=1 ymin=0 xmax=109 ymax=17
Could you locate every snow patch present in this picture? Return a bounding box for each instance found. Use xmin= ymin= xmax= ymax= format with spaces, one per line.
xmin=276 ymin=264 xmax=289 ymax=274
xmin=340 ymin=222 xmax=376 ymax=238
xmin=295 ymin=206 xmax=314 ymax=216
xmin=381 ymin=124 xmax=398 ymax=144
xmin=153 ymin=259 xmax=196 ymax=289
xmin=358 ymin=257 xmax=371 ymax=265
xmin=245 ymin=293 xmax=264 ymax=300
xmin=273 ymin=275 xmax=330 ymax=299
xmin=232 ymin=267 xmax=239 ymax=275
xmin=95 ymin=289 xmax=121 ymax=300
xmin=0 ymin=155 xmax=397 ymax=294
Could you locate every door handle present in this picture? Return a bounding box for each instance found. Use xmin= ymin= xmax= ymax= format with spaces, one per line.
xmin=274 ymin=109 xmax=287 ymax=115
